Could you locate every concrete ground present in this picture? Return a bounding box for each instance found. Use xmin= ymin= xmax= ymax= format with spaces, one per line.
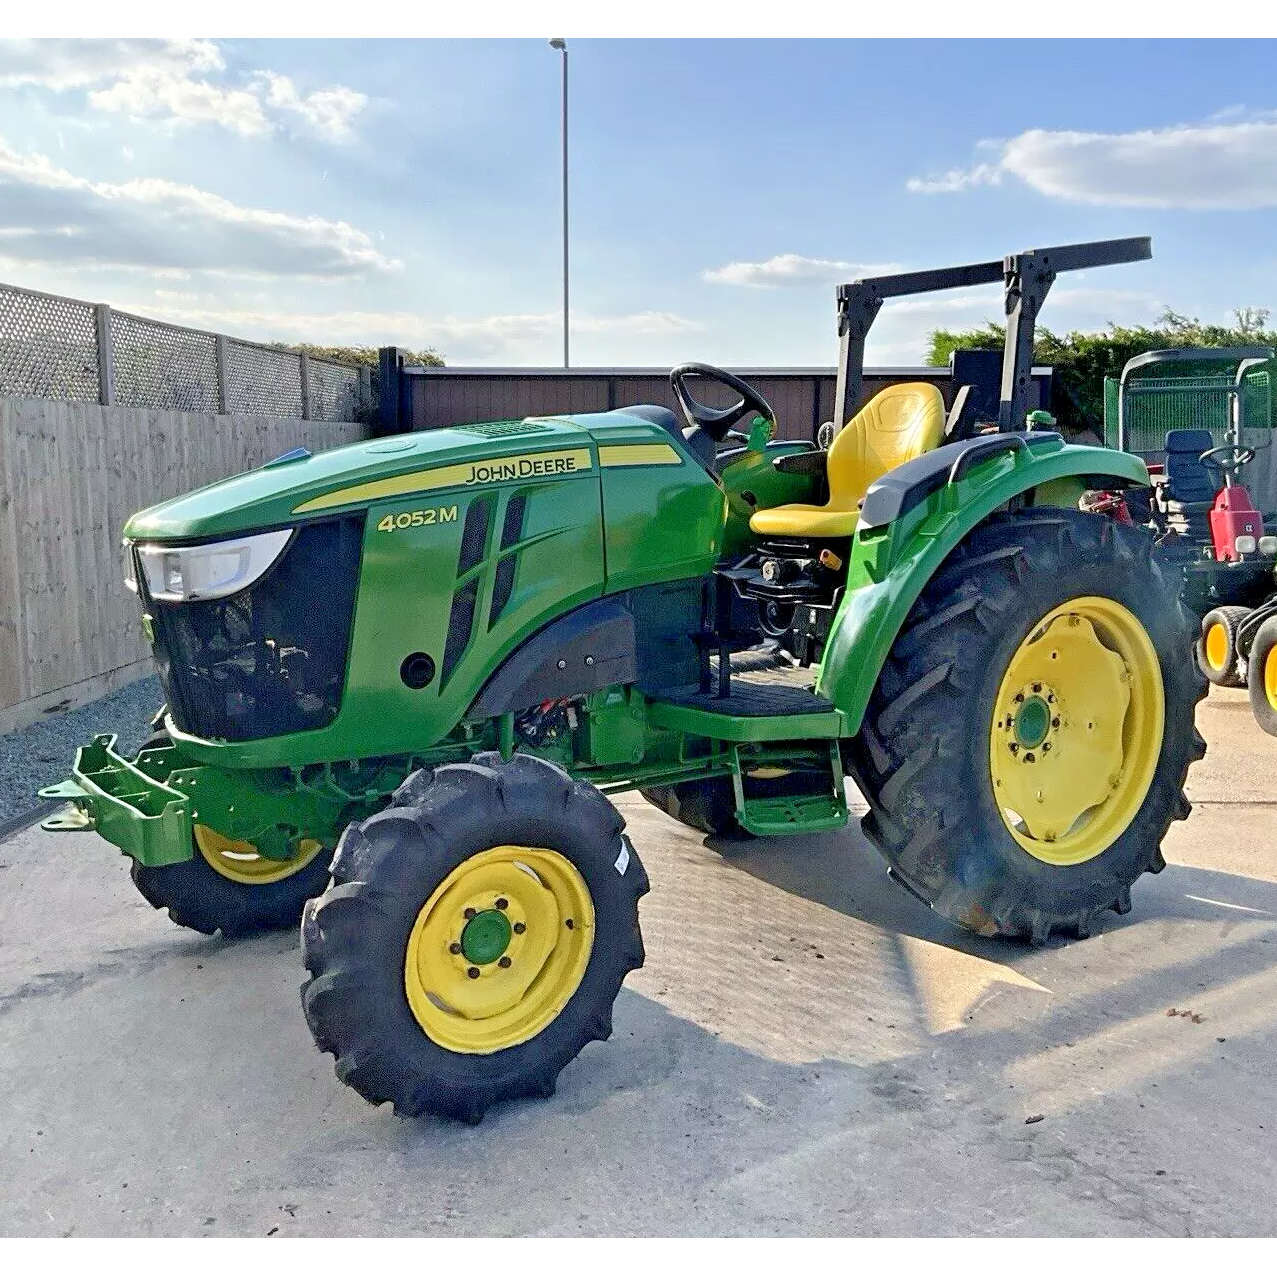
xmin=2 ymin=686 xmax=1276 ymax=1237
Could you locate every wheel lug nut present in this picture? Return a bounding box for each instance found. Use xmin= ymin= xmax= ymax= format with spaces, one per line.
xmin=498 ymin=956 xmax=512 ymax=969
xmin=565 ymin=919 xmax=574 ymax=930
xmin=1032 ymin=683 xmax=1042 ymax=693
xmin=495 ymin=897 xmax=508 ymax=910
xmin=463 ymin=907 xmax=476 ymax=919
xmin=449 ymin=942 xmax=462 ymax=955
xmin=467 ymin=966 xmax=480 ymax=979
xmin=513 ymin=922 xmax=526 ymax=934
xmin=1051 ymin=717 xmax=1060 ymax=728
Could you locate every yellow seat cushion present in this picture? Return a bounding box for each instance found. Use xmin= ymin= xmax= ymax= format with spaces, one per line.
xmin=749 ymin=382 xmax=946 ymax=539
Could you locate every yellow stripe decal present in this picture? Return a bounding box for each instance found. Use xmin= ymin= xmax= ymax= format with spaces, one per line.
xmin=598 ymin=443 xmax=683 ymax=468
xmin=294 ymin=448 xmax=594 ymax=514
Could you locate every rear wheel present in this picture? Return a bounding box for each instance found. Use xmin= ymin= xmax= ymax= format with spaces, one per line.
xmin=1197 ymin=605 xmax=1249 ymax=687
xmin=1245 ymin=617 xmax=1277 ymax=736
xmin=301 ymin=753 xmax=648 ymax=1123
xmin=848 ymin=510 xmax=1205 ymax=943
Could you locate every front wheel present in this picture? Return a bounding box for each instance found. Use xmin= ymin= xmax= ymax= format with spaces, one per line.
xmin=301 ymin=753 xmax=648 ymax=1123
xmin=1245 ymin=616 xmax=1277 ymax=736
xmin=128 ymin=732 xmax=332 ymax=936
xmin=848 ymin=510 xmax=1206 ymax=943
xmin=1197 ymin=605 xmax=1249 ymax=688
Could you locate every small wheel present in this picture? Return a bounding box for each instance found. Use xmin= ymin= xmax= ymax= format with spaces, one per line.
xmin=1246 ymin=617 xmax=1277 ymax=735
xmin=639 ymin=777 xmax=749 ymax=838
xmin=301 ymin=753 xmax=648 ymax=1123
xmin=849 ymin=509 xmax=1206 ymax=943
xmin=757 ymin=599 xmax=796 ymax=640
xmin=1197 ymin=606 xmax=1249 ymax=688
xmin=127 ymin=731 xmax=332 ymax=936
xmin=638 ymin=769 xmax=818 ymax=840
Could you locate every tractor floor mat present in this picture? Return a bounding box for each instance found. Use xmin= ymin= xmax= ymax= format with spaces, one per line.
xmin=660 ymin=663 xmax=832 ymax=717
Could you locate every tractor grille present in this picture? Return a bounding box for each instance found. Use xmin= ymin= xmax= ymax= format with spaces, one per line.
xmin=142 ymin=516 xmax=364 ymax=742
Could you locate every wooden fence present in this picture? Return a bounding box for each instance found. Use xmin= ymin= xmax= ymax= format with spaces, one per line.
xmin=0 ymin=398 xmax=365 ymax=733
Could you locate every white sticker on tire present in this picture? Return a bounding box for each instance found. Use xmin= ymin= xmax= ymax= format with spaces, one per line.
xmin=614 ymin=838 xmax=631 ymax=876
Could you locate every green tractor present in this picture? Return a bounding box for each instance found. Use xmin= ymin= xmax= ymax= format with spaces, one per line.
xmin=42 ymin=238 xmax=1205 ymax=1122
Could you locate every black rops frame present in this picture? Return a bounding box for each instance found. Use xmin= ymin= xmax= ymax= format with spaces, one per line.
xmin=832 ymin=237 xmax=1153 ymax=437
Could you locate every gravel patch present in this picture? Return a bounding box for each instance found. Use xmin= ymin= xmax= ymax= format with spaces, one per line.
xmin=0 ymin=676 xmax=162 ymax=826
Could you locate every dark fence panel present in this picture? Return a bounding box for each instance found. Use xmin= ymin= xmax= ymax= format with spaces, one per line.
xmin=398 ymin=365 xmax=1032 ymax=443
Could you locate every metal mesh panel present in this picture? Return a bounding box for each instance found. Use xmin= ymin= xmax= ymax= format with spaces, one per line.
xmin=0 ymin=284 xmax=99 ymax=401
xmin=225 ymin=340 xmax=303 ymax=417
xmin=1242 ymin=368 xmax=1273 ymax=432
xmin=309 ymin=357 xmax=360 ymax=422
xmin=112 ymin=310 xmax=218 ymax=411
xmin=1119 ymin=375 xmax=1238 ymax=454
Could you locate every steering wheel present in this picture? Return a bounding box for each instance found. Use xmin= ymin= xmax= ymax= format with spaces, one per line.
xmin=670 ymin=363 xmax=775 ymax=442
xmin=1200 ymin=444 xmax=1255 ymax=482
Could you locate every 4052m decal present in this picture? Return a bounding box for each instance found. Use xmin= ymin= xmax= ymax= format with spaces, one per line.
xmin=376 ymin=505 xmax=459 ymax=533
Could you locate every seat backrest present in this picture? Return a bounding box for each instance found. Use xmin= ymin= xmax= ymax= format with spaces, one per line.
xmin=826 ymin=382 xmax=946 ymax=509
xmin=1164 ymin=428 xmax=1218 ymax=504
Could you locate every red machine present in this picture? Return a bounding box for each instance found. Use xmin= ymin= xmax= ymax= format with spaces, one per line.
xmin=1209 ymin=470 xmax=1264 ymax=562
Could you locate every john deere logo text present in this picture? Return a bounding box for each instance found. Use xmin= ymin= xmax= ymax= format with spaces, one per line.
xmin=466 ymin=454 xmax=583 ymax=484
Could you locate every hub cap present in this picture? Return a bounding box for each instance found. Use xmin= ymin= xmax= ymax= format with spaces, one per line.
xmin=989 ymin=597 xmax=1165 ymax=867
xmin=1265 ymin=648 xmax=1277 ymax=711
xmin=193 ymin=825 xmax=324 ymax=885
xmin=1205 ymin=622 xmax=1229 ymax=672
xmin=404 ymin=846 xmax=595 ymax=1055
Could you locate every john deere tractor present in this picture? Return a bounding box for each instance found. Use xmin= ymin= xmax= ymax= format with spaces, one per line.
xmin=42 ymin=238 xmax=1205 ymax=1122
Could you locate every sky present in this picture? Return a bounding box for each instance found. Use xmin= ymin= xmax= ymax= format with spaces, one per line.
xmin=3 ymin=37 xmax=1277 ymax=368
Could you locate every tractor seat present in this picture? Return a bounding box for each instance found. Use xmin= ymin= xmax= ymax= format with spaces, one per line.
xmin=1161 ymin=428 xmax=1217 ymax=507
xmin=1156 ymin=428 xmax=1217 ymax=544
xmin=749 ymin=382 xmax=946 ymax=538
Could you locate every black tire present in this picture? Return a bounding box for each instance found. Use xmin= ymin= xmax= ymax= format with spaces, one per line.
xmin=1196 ymin=605 xmax=1250 ymax=688
xmin=1246 ymin=617 xmax=1277 ymax=736
xmin=300 ymin=752 xmax=648 ymax=1123
xmin=847 ymin=509 xmax=1206 ymax=944
xmin=638 ymin=768 xmax=822 ymax=840
xmin=129 ymin=730 xmax=333 ymax=937
xmin=639 ymin=777 xmax=749 ymax=838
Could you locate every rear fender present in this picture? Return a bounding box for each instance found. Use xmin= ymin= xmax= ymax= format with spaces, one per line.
xmin=815 ymin=434 xmax=1149 ymax=733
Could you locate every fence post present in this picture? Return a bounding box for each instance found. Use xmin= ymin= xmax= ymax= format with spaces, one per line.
xmin=299 ymin=353 xmax=312 ymax=420
xmin=215 ymin=335 xmax=229 ymax=414
xmin=377 ymin=346 xmax=403 ymax=436
xmin=94 ymin=304 xmax=114 ymax=406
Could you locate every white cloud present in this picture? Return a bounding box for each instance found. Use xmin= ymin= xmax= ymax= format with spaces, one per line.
xmin=703 ymin=253 xmax=900 ymax=288
xmin=258 ymin=73 xmax=366 ymax=141
xmin=124 ymin=301 xmax=703 ymax=363
xmin=0 ymin=38 xmax=365 ymax=142
xmin=0 ymin=136 xmax=399 ymax=278
xmin=908 ymin=114 xmax=1277 ymax=209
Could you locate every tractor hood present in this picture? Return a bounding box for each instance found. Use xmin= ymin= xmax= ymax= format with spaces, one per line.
xmin=124 ymin=417 xmax=601 ymax=542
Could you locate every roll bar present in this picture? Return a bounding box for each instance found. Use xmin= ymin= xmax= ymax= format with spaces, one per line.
xmin=832 ymin=236 xmax=1153 ymax=436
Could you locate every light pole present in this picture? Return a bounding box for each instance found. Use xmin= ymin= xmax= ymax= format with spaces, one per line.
xmin=549 ymin=37 xmax=569 ymax=368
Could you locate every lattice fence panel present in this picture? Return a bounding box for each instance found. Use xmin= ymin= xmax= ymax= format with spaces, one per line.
xmin=0 ymin=285 xmax=99 ymax=402
xmin=225 ymin=341 xmax=303 ymax=417
xmin=309 ymin=358 xmax=360 ymax=422
xmin=112 ymin=311 xmax=218 ymax=411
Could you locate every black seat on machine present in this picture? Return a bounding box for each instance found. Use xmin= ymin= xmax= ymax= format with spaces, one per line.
xmin=1163 ymin=429 xmax=1217 ymax=505
xmin=616 ymin=403 xmax=717 ymax=471
xmin=1158 ymin=428 xmax=1217 ymax=543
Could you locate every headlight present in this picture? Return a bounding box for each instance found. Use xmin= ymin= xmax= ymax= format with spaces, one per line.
xmin=1236 ymin=535 xmax=1258 ymax=556
xmin=136 ymin=528 xmax=293 ymax=602
xmin=123 ymin=541 xmax=138 ymax=593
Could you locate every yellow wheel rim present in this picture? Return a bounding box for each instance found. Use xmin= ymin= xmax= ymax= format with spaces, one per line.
xmin=1265 ymin=647 xmax=1277 ymax=712
xmin=193 ymin=824 xmax=325 ymax=885
xmin=988 ymin=596 xmax=1165 ymax=867
xmin=404 ymin=846 xmax=595 ymax=1055
xmin=1204 ymin=622 xmax=1230 ymax=672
